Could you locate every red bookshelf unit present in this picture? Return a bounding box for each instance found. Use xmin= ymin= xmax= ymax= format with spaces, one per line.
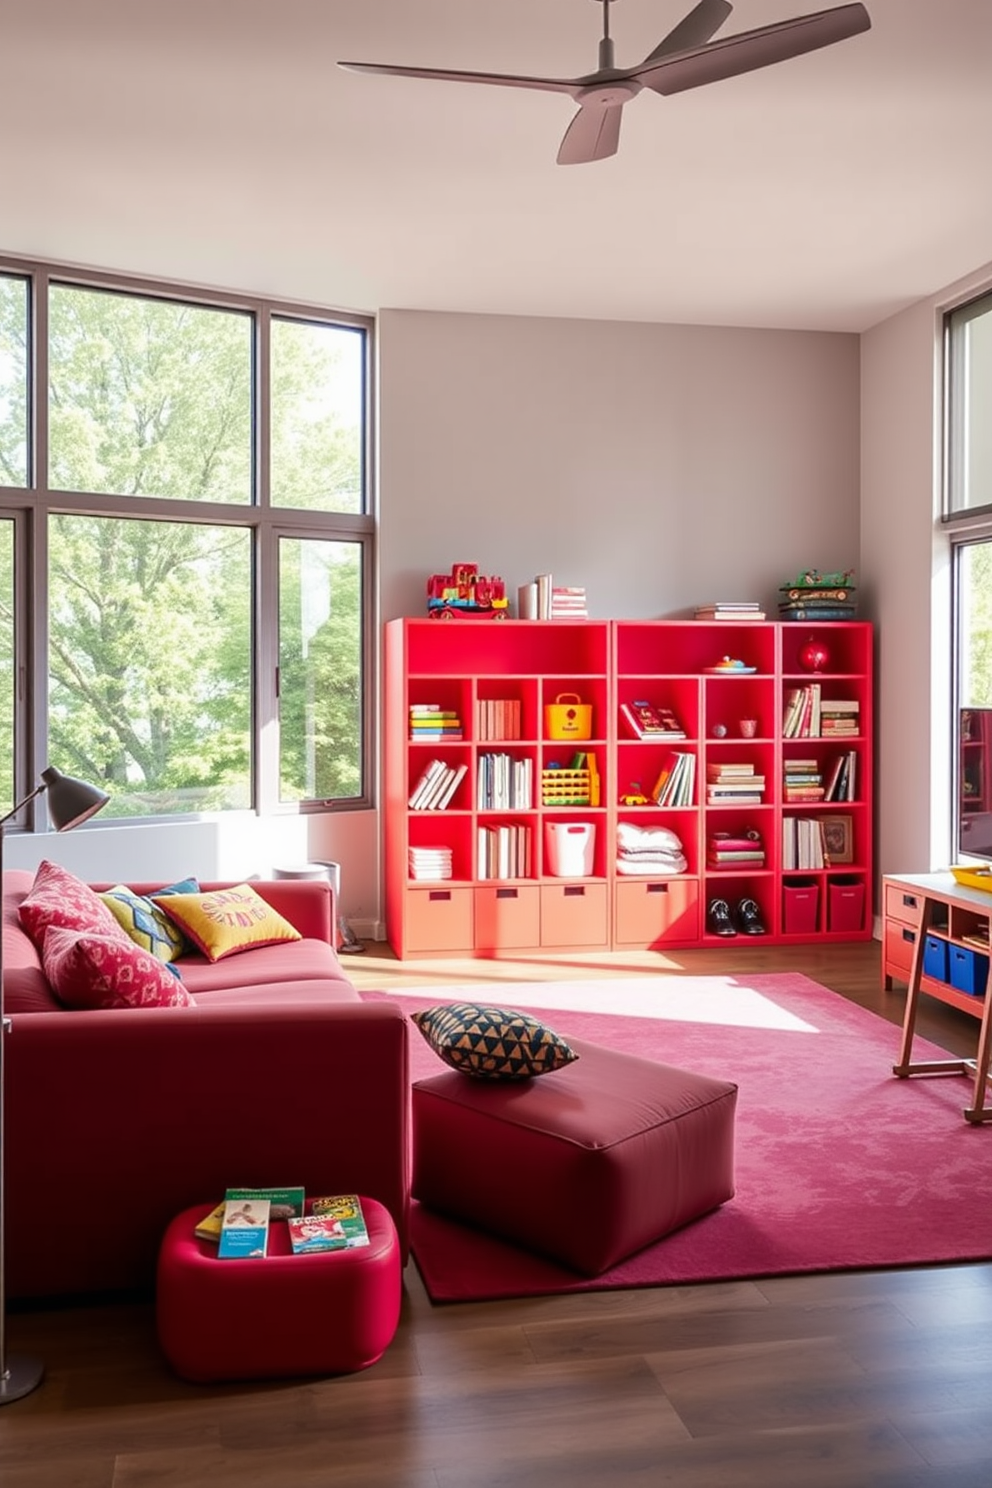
xmin=385 ymin=618 xmax=611 ymax=959
xmin=384 ymin=618 xmax=873 ymax=958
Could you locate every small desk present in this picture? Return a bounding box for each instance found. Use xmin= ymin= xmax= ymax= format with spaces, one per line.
xmin=885 ymin=872 xmax=992 ymax=1124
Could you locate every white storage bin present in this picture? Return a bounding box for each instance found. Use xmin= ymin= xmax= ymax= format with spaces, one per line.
xmin=545 ymin=821 xmax=596 ymax=878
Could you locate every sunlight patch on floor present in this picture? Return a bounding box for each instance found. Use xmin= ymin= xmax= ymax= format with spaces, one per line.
xmin=381 ymin=974 xmax=822 ymax=1032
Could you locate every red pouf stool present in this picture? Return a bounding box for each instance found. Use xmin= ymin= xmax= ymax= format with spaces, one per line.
xmin=156 ymin=1196 xmax=401 ymax=1383
xmin=413 ymin=1039 xmax=737 ymax=1276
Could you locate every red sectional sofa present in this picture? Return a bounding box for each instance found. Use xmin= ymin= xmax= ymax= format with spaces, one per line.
xmin=1 ymin=870 xmax=410 ymax=1301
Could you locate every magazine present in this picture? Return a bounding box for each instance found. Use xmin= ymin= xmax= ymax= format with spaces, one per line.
xmin=288 ymin=1194 xmax=370 ymax=1253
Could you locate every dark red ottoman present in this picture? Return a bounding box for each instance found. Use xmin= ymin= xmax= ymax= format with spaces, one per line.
xmin=412 ymin=1038 xmax=737 ymax=1276
xmin=156 ymin=1197 xmax=401 ymax=1383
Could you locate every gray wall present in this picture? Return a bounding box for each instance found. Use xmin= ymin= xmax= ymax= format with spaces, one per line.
xmin=8 ymin=309 xmax=865 ymax=938
xmin=862 ymin=255 xmax=992 ymax=884
xmin=378 ymin=310 xmax=861 ymax=623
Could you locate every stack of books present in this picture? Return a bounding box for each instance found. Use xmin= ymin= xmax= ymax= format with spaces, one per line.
xmin=409 ymin=704 xmax=463 ymax=741
xmin=408 ymin=845 xmax=453 ymax=881
xmin=408 ymin=759 xmax=468 ymax=810
xmin=694 ymin=601 xmax=766 ymax=621
xmin=706 ymin=763 xmax=765 ymax=804
xmin=707 ymin=832 xmax=766 ymax=868
xmin=778 ymin=574 xmax=857 ymax=621
xmin=550 ymin=586 xmax=588 ymax=618
xmin=783 ymin=758 xmax=824 ymax=802
xmin=820 ymin=699 xmax=860 ymax=734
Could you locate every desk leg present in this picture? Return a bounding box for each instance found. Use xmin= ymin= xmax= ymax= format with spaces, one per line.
xmin=892 ymin=895 xmax=973 ymax=1084
xmin=964 ymin=982 xmax=992 ymax=1124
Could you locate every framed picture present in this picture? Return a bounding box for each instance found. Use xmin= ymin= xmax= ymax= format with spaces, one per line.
xmin=819 ymin=813 xmax=854 ymax=865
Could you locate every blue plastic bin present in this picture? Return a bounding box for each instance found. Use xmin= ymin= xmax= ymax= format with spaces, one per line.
xmin=947 ymin=944 xmax=989 ymax=997
xmin=922 ymin=934 xmax=948 ymax=982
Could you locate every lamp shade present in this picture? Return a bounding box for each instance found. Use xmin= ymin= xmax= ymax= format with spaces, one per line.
xmin=40 ymin=767 xmax=110 ymax=832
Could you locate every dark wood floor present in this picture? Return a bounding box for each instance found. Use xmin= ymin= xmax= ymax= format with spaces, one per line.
xmin=3 ymin=941 xmax=991 ymax=1487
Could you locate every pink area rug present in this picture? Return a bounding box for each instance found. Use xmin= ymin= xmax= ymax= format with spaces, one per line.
xmin=365 ymin=974 xmax=992 ymax=1301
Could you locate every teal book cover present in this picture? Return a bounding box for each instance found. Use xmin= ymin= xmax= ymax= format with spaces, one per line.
xmin=218 ymin=1197 xmax=271 ymax=1258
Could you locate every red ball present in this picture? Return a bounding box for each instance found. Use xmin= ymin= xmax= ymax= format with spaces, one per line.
xmin=798 ymin=638 xmax=830 ymax=673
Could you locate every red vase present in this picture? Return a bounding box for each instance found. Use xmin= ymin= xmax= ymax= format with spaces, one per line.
xmin=798 ymin=637 xmax=830 ymax=673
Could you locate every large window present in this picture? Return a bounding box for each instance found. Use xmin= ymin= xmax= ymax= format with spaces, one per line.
xmin=945 ymin=290 xmax=992 ymax=520
xmin=945 ymin=290 xmax=992 ymax=858
xmin=0 ymin=258 xmax=374 ymax=822
xmin=952 ymin=537 xmax=992 ymax=859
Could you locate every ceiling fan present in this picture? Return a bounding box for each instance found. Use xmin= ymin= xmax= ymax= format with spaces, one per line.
xmin=339 ymin=1 xmax=871 ymax=166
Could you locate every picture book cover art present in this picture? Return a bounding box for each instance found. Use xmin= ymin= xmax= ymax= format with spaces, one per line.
xmin=218 ymin=1197 xmax=271 ymax=1258
xmin=224 ymin=1185 xmax=305 ymax=1221
xmin=620 ymin=700 xmax=685 ymax=739
xmin=289 ymin=1194 xmax=370 ymax=1253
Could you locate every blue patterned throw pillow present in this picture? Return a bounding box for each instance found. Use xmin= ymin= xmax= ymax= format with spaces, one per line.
xmin=99 ymin=878 xmax=200 ymax=962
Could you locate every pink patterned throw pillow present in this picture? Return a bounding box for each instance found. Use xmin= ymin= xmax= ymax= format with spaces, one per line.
xmin=42 ymin=926 xmax=195 ymax=1010
xmin=18 ymin=859 xmax=129 ymax=952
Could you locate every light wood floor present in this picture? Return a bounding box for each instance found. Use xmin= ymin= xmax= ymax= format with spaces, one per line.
xmin=4 ymin=941 xmax=991 ymax=1487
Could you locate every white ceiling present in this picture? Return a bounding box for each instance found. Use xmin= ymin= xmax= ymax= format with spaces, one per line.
xmin=3 ymin=0 xmax=991 ymax=332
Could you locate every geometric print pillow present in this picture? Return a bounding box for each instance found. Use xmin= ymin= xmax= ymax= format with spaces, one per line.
xmin=410 ymin=1002 xmax=579 ymax=1080
xmin=99 ymin=884 xmax=189 ymax=963
xmin=41 ymin=925 xmax=195 ymax=1010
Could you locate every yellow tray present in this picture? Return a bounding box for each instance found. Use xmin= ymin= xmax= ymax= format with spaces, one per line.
xmin=949 ymin=865 xmax=992 ymax=893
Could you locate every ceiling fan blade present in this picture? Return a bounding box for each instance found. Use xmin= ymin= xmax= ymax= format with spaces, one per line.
xmin=338 ymin=60 xmax=576 ymax=97
xmin=556 ymin=102 xmax=623 ymax=166
xmin=635 ymin=2 xmax=871 ymax=97
xmin=640 ymin=0 xmax=733 ymax=65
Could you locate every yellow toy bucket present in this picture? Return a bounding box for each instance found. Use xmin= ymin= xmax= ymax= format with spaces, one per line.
xmin=544 ymin=693 xmax=593 ymax=741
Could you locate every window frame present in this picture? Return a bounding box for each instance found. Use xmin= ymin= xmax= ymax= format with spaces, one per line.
xmin=943 ymin=288 xmax=992 ymax=524
xmin=943 ymin=283 xmax=992 ymax=860
xmin=0 ymin=252 xmax=376 ymax=825
xmin=949 ymin=528 xmax=992 ymax=861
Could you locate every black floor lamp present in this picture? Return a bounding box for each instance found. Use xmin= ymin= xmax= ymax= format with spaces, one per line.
xmin=0 ymin=766 xmax=109 ymax=1405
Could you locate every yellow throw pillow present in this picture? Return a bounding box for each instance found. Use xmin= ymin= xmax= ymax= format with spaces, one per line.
xmin=152 ymin=884 xmax=301 ymax=963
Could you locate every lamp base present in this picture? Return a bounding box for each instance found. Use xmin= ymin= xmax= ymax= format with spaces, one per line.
xmin=0 ymin=1353 xmax=45 ymax=1404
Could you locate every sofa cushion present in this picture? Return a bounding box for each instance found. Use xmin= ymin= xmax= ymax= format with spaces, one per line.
xmin=18 ymin=859 xmax=128 ymax=952
xmin=99 ymin=884 xmax=190 ymax=963
xmin=176 ymin=938 xmax=349 ymax=995
xmin=411 ymin=1002 xmax=579 ymax=1080
xmin=153 ymin=884 xmax=302 ymax=963
xmin=194 ymin=979 xmax=361 ymax=1008
xmin=42 ymin=926 xmax=195 ymax=1010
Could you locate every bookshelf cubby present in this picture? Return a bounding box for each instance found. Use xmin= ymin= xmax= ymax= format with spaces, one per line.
xmin=385 ymin=617 xmax=873 ymax=958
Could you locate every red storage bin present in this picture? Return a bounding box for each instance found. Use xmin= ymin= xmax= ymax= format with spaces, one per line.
xmin=783 ymin=879 xmax=819 ymax=935
xmin=828 ymin=877 xmax=866 ymax=934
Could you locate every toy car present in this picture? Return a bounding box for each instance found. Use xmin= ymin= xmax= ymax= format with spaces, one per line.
xmin=620 ymin=786 xmax=650 ymax=806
